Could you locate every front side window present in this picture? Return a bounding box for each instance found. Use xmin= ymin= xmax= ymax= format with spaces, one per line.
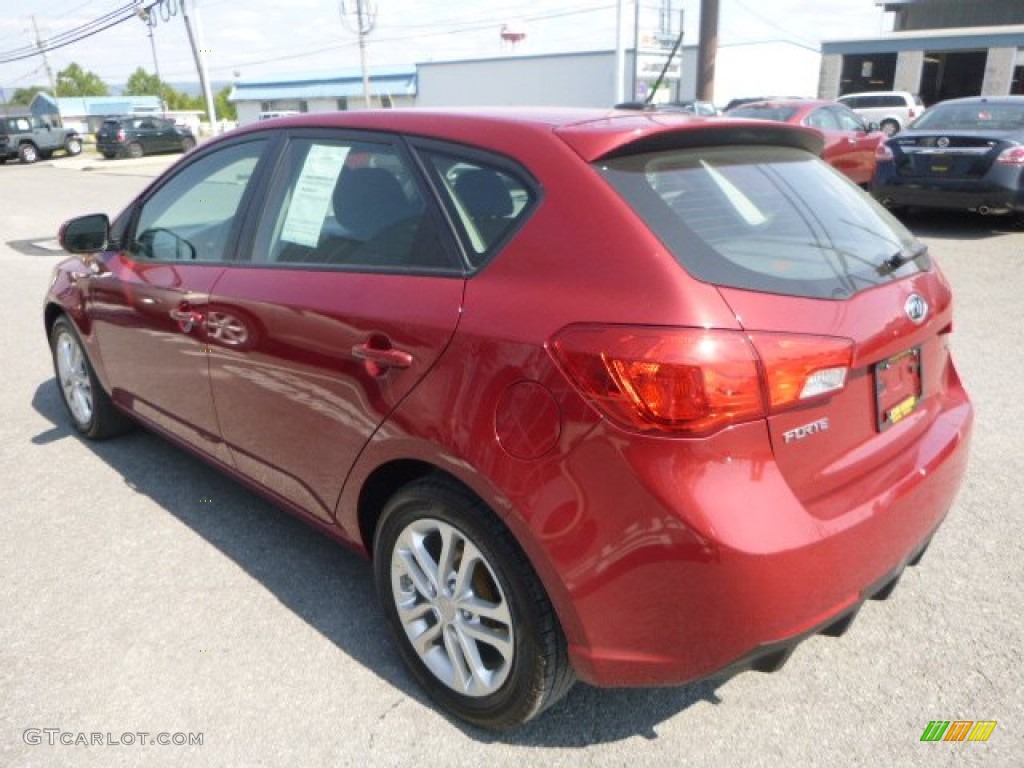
xmin=130 ymin=139 xmax=266 ymax=262
xmin=833 ymin=107 xmax=867 ymax=132
xmin=597 ymin=145 xmax=926 ymax=300
xmin=254 ymin=138 xmax=452 ymax=270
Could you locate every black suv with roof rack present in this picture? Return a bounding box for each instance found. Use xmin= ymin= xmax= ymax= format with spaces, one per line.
xmin=0 ymin=114 xmax=83 ymax=164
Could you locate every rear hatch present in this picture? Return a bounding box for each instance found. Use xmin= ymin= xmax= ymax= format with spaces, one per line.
xmin=96 ymin=119 xmax=124 ymax=144
xmin=591 ymin=134 xmax=958 ymax=516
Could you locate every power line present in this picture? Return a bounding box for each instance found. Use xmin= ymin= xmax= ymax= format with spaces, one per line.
xmin=208 ymin=2 xmax=616 ymax=75
xmin=0 ymin=2 xmax=146 ymax=65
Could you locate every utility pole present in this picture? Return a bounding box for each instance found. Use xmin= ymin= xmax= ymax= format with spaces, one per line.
xmin=180 ymin=0 xmax=218 ymax=133
xmin=696 ymin=0 xmax=719 ymax=102
xmin=135 ymin=7 xmax=166 ymax=114
xmin=31 ymin=16 xmax=57 ymax=97
xmin=340 ymin=1 xmax=377 ymax=109
xmin=614 ymin=0 xmax=625 ymax=104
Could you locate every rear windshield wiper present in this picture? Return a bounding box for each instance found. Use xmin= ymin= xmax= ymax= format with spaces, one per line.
xmin=880 ymin=242 xmax=928 ymax=275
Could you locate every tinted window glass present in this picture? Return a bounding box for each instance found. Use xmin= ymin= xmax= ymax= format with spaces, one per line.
xmin=131 ymin=140 xmax=266 ymax=262
xmin=254 ymin=138 xmax=452 ymax=270
xmin=597 ymin=146 xmax=926 ymax=300
xmin=726 ymin=105 xmax=799 ymax=122
xmin=833 ymin=107 xmax=866 ymax=132
xmin=913 ymin=102 xmax=1024 ymax=131
xmin=804 ymin=108 xmax=839 ymax=131
xmin=424 ymin=152 xmax=535 ymax=266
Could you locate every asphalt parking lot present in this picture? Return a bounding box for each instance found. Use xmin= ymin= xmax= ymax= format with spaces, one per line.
xmin=1 ymin=153 xmax=1021 ymax=767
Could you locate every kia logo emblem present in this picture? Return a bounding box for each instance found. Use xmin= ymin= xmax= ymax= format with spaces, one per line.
xmin=905 ymin=294 xmax=928 ymax=324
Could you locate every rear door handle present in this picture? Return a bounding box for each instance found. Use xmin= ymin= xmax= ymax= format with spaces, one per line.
xmin=351 ymin=342 xmax=413 ymax=374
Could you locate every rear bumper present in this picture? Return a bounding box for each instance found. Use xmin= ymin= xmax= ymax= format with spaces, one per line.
xmin=555 ymin=390 xmax=973 ymax=688
xmin=872 ymin=171 xmax=1024 ymax=214
xmin=95 ymin=140 xmax=128 ymax=156
xmin=708 ymin=527 xmax=936 ymax=684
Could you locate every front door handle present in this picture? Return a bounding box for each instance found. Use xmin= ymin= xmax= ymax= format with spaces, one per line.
xmin=169 ymin=306 xmax=203 ymax=333
xmin=352 ymin=341 xmax=413 ymax=375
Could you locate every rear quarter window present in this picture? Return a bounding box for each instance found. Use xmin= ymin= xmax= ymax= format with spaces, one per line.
xmin=420 ymin=150 xmax=537 ymax=268
xmin=597 ymin=145 xmax=926 ymax=300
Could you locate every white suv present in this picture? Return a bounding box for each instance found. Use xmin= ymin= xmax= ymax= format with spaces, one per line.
xmin=836 ymin=91 xmax=924 ymax=135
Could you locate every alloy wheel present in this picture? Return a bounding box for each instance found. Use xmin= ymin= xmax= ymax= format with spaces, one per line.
xmin=55 ymin=329 xmax=93 ymax=427
xmin=390 ymin=517 xmax=515 ymax=697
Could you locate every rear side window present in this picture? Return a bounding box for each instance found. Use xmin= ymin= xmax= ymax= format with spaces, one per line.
xmin=252 ymin=138 xmax=454 ymax=271
xmin=597 ymin=146 xmax=926 ymax=299
xmin=421 ymin=151 xmax=536 ymax=267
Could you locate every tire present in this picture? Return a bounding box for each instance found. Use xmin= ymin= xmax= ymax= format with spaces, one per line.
xmin=127 ymin=142 xmax=144 ymax=159
xmin=50 ymin=316 xmax=132 ymax=440
xmin=18 ymin=143 xmax=39 ymax=164
xmin=181 ymin=137 xmax=196 ymax=153
xmin=65 ymin=137 xmax=83 ymax=156
xmin=101 ymin=151 xmax=116 ymax=160
xmin=374 ymin=476 xmax=574 ymax=729
xmin=880 ymin=119 xmax=900 ymax=136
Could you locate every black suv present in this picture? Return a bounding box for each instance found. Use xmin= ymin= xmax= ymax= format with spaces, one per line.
xmin=96 ymin=115 xmax=196 ymax=159
xmin=0 ymin=114 xmax=83 ymax=164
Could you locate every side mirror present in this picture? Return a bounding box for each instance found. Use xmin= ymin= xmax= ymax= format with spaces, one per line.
xmin=59 ymin=214 xmax=110 ymax=253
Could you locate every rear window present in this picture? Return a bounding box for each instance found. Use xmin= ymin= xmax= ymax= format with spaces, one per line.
xmin=726 ymin=105 xmax=799 ymax=122
xmin=912 ymin=102 xmax=1024 ymax=131
xmin=597 ymin=145 xmax=926 ymax=299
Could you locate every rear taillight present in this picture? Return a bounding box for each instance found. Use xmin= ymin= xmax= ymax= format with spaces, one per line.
xmin=875 ymin=143 xmax=894 ymax=162
xmin=117 ymin=129 xmax=126 ymax=142
xmin=550 ymin=326 xmax=852 ymax=436
xmin=748 ymin=332 xmax=851 ymax=411
xmin=996 ymin=146 xmax=1024 ymax=166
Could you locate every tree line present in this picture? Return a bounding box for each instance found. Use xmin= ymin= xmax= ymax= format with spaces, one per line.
xmin=8 ymin=62 xmax=237 ymax=120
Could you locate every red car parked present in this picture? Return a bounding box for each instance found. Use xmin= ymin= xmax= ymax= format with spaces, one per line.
xmin=725 ymin=99 xmax=887 ymax=185
xmin=46 ymin=108 xmax=972 ymax=729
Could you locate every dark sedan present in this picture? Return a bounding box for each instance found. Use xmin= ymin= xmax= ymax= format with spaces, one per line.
xmin=725 ymin=99 xmax=885 ymax=185
xmin=872 ymin=96 xmax=1024 ymax=221
xmin=95 ymin=115 xmax=196 ymax=159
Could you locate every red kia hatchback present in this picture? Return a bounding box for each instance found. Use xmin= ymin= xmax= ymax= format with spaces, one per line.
xmin=45 ymin=108 xmax=972 ymax=729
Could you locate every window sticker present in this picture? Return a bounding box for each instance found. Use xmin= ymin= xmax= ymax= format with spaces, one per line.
xmin=280 ymin=144 xmax=351 ymax=248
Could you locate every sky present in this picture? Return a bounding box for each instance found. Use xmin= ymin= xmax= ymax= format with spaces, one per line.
xmin=0 ymin=0 xmax=894 ymax=94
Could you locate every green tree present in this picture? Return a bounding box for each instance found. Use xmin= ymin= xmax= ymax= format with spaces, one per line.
xmin=11 ymin=85 xmax=48 ymax=106
xmin=215 ymin=86 xmax=236 ymax=121
xmin=124 ymin=66 xmax=175 ymax=109
xmin=55 ymin=63 xmax=109 ymax=97
xmin=123 ymin=67 xmax=163 ymax=97
xmin=165 ymin=89 xmax=203 ymax=111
